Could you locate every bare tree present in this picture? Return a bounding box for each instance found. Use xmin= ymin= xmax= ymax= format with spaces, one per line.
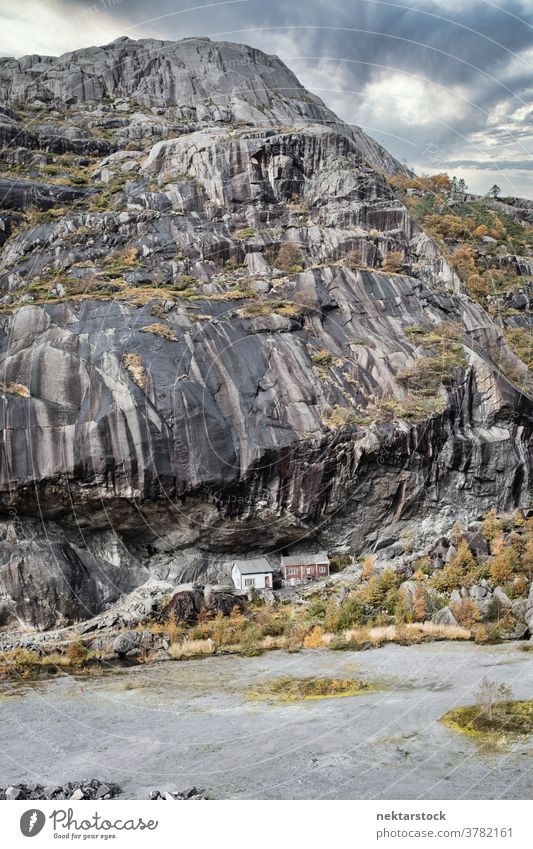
xmin=474 ymin=677 xmax=513 ymax=721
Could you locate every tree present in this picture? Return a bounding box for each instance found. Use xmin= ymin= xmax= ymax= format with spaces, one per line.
xmin=489 ymin=184 xmax=501 ymax=198
xmin=475 ymin=677 xmax=512 ymax=721
xmin=451 ymin=176 xmax=467 ymax=193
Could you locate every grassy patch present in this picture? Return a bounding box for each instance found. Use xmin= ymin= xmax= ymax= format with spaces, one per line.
xmin=0 ymin=642 xmax=99 ymax=680
xmin=139 ymin=322 xmax=177 ymax=341
xmin=247 ymin=675 xmax=370 ymax=703
xmin=2 ymin=382 xmax=30 ymax=397
xmin=441 ymin=700 xmax=533 ymax=737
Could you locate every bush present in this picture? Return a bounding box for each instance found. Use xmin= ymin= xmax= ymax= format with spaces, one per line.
xmin=381 ymin=251 xmax=404 ymax=273
xmin=412 ymin=584 xmax=429 ymax=622
xmin=431 ymin=541 xmax=477 ymax=592
xmin=483 ymin=508 xmax=502 ymax=542
xmin=275 ymin=241 xmax=304 ymax=272
xmin=325 ymin=596 xmax=366 ymax=632
xmin=451 ymin=597 xmax=482 ymax=628
xmin=303 ymin=626 xmax=325 ymax=648
xmin=361 ymin=555 xmax=375 ymax=580
xmin=65 ymin=641 xmax=89 ymax=665
xmin=329 ymin=553 xmax=351 ymax=573
xmin=311 ymin=349 xmax=333 ymax=366
xmin=323 ymin=405 xmax=362 ymax=429
xmin=344 ymin=248 xmax=365 ymax=269
xmin=361 ymin=570 xmax=398 ymax=608
xmin=489 ymin=548 xmax=516 ymax=585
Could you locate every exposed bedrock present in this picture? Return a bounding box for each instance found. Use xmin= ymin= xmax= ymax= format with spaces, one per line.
xmin=0 ymin=36 xmax=530 ymax=628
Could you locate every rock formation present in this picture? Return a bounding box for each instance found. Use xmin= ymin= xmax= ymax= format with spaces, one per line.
xmin=0 ymin=37 xmax=530 ymax=629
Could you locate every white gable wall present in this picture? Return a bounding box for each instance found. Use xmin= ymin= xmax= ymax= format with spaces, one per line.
xmin=231 ymin=564 xmax=271 ymax=590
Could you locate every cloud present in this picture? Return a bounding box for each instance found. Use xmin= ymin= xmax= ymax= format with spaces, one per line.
xmin=2 ymin=0 xmax=532 ymax=195
xmin=444 ymin=159 xmax=533 ymax=171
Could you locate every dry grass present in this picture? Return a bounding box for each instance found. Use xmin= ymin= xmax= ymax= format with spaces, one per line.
xmin=139 ymin=322 xmax=177 ymax=341
xmin=247 ymin=675 xmax=370 ymax=702
xmin=122 ymin=353 xmax=147 ymax=389
xmin=344 ymin=622 xmax=471 ymax=645
xmin=2 ymin=382 xmax=30 ymax=397
xmin=168 ymin=639 xmax=216 ymax=659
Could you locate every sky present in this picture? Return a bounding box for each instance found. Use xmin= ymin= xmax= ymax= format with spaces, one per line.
xmin=1 ymin=0 xmax=532 ymax=197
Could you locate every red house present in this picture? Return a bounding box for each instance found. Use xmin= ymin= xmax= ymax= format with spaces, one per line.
xmin=281 ymin=551 xmax=330 ymax=584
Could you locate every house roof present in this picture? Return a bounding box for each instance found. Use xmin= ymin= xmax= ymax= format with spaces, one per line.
xmin=281 ymin=551 xmax=330 ymax=568
xmin=232 ymin=558 xmax=274 ymax=575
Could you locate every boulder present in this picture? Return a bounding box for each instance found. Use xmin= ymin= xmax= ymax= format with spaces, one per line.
xmin=203 ymin=584 xmax=243 ymax=616
xmin=162 ymin=589 xmax=200 ymax=623
xmin=112 ymin=630 xmax=153 ymax=656
xmin=464 ymin=531 xmax=489 ymax=557
xmin=492 ymin=587 xmax=513 ymax=608
xmin=432 ymin=606 xmax=459 ymax=627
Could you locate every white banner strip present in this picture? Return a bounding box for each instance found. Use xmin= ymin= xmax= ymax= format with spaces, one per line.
xmin=1 ymin=799 xmax=531 ymax=849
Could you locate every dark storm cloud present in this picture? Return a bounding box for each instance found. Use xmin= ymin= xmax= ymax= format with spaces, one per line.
xmin=4 ymin=0 xmax=533 ymax=194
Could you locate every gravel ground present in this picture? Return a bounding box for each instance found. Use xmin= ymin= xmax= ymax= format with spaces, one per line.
xmin=0 ymin=642 xmax=532 ymax=800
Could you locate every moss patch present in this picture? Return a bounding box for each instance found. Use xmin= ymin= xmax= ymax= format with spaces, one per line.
xmin=441 ymin=700 xmax=533 ymax=737
xmin=247 ymin=675 xmax=370 ymax=703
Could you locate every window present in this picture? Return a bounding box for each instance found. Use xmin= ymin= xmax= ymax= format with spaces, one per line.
xmin=288 ymin=567 xmax=298 ymax=576
xmin=306 ymin=566 xmax=313 ymax=575
xmin=244 ymin=578 xmax=256 ymax=587
xmin=319 ymin=565 xmax=327 ymax=573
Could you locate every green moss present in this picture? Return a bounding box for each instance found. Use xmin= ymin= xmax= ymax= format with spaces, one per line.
xmin=234 ymin=227 xmax=257 ymax=240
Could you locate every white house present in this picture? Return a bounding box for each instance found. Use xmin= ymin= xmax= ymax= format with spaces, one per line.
xmin=230 ymin=558 xmax=274 ymax=591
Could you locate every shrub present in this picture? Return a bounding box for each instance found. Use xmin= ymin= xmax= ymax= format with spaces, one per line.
xmin=412 ymin=584 xmax=429 ymax=622
xmin=361 ymin=570 xmax=398 ymax=608
xmin=398 ymin=349 xmax=465 ymax=396
xmin=489 ymin=547 xmax=517 ymax=585
xmin=64 ymin=640 xmax=90 ymax=665
xmin=311 ymin=349 xmax=333 ymax=366
xmin=381 ymin=250 xmax=404 ymax=273
xmin=400 ymin=527 xmax=415 ymax=554
xmin=451 ymin=597 xmax=482 ymax=628
xmin=325 ymin=596 xmax=366 ymax=632
xmin=329 ymin=553 xmax=351 ymax=573
xmin=483 ymin=508 xmax=502 ymax=542
xmin=323 ymin=405 xmax=362 ymax=429
xmin=306 ymin=597 xmax=327 ymax=619
xmin=450 ymin=245 xmax=477 ymax=279
xmin=431 ymin=541 xmax=477 ymax=592
xmin=303 ymin=626 xmax=325 ymax=649
xmin=275 ymin=241 xmax=304 ymax=272
xmin=423 ymin=213 xmax=466 ymax=239
xmin=361 ymin=555 xmax=375 ymax=581
xmin=344 ymin=248 xmax=364 ymax=269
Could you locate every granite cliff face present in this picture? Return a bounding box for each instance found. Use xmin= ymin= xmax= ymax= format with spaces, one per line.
xmin=0 ymin=37 xmax=531 ymax=629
